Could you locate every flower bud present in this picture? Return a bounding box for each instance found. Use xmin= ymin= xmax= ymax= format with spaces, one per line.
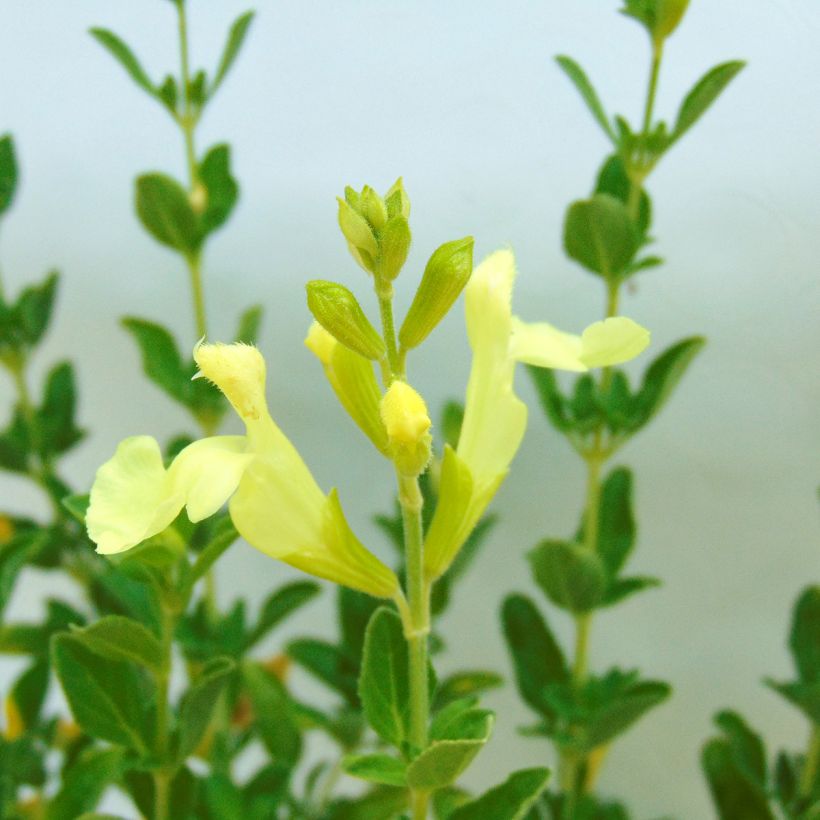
xmin=380 ymin=381 xmax=432 ymax=477
xmin=379 ymin=215 xmax=412 ymax=281
xmin=306 ymin=280 xmax=386 ymax=361
xmin=337 ymin=198 xmax=378 ymax=273
xmin=360 ymin=185 xmax=388 ymax=232
xmin=385 ymin=177 xmax=411 ymax=220
xmin=398 ymin=236 xmax=474 ymax=349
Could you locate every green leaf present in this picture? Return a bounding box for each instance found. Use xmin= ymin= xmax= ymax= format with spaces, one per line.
xmin=198 ymin=144 xmax=239 ymax=235
xmin=235 ymin=304 xmax=263 ymax=344
xmin=529 ymin=540 xmax=607 ymax=613
xmin=596 ymin=468 xmax=635 ymax=576
xmin=246 ymin=580 xmax=320 ymax=648
xmin=62 ymin=493 xmax=90 ymax=524
xmin=527 ymin=366 xmax=572 ymax=432
xmin=601 ymin=575 xmax=661 ymax=607
xmin=501 ymin=594 xmax=568 ymax=718
xmin=0 ymin=134 xmax=18 ymax=217
xmin=359 ymin=607 xmax=410 ymax=749
xmin=288 ymin=637 xmax=359 ymax=706
xmin=449 ymin=767 xmax=551 ymax=820
xmin=406 ymin=709 xmax=493 ymax=790
xmin=555 ymin=56 xmax=615 ymax=143
xmin=135 ymin=173 xmax=201 ymax=256
xmin=45 ymin=748 xmax=125 ymax=820
xmin=15 ymin=271 xmax=59 ymax=347
xmin=177 ymin=656 xmax=235 ymax=759
xmin=595 ymin=154 xmax=651 ymax=238
xmin=672 ymin=61 xmax=746 ymax=144
xmin=343 ymin=754 xmax=407 ymax=787
xmin=634 ymin=336 xmax=705 ymax=427
xmin=10 ymin=660 xmax=49 ymax=731
xmin=89 ymin=29 xmax=156 ymax=98
xmin=702 ymin=737 xmax=774 ymax=820
xmin=52 ymin=633 xmax=153 ymax=752
xmin=765 ymin=679 xmax=820 ymax=724
xmin=69 ymin=615 xmax=163 ymax=674
xmin=434 ymin=671 xmax=503 ymax=710
xmin=242 ymin=662 xmax=302 ymax=767
xmin=582 ymin=678 xmax=670 ymax=748
xmin=714 ymin=710 xmax=767 ymax=786
xmin=563 ymin=194 xmax=639 ymax=280
xmin=326 ymin=786 xmax=409 ymax=820
xmin=339 ymin=585 xmax=381 ymax=663
xmin=122 ymin=316 xmax=224 ymax=423
xmin=38 ymin=362 xmax=85 ymax=456
xmin=790 ymin=586 xmax=820 ymax=684
xmin=210 ymin=11 xmax=255 ymax=97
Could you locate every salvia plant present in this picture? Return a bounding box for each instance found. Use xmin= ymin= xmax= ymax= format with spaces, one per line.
xmin=4 ymin=1 xmax=813 ymax=819
xmin=499 ymin=1 xmax=744 ymax=817
xmin=701 ymin=582 xmax=820 ymax=819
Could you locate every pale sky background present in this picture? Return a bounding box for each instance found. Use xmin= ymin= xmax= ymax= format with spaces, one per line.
xmin=1 ymin=1 xmax=819 ymax=818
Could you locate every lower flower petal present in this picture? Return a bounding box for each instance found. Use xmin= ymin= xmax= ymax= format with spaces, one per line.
xmin=87 ymin=436 xmax=183 ymax=555
xmin=509 ymin=317 xmax=587 ymax=371
xmin=579 ymin=316 xmax=650 ymax=367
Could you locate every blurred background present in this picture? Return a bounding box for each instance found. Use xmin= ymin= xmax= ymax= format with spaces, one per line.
xmin=1 ymin=0 xmax=819 ymax=816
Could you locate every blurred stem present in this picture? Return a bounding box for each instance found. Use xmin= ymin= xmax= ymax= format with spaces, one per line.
xmin=186 ymin=253 xmax=208 ymax=341
xmin=411 ymin=791 xmax=430 ymax=820
xmin=176 ymin=0 xmax=198 ymax=188
xmin=153 ymin=605 xmax=175 ymax=820
xmin=800 ymin=725 xmax=820 ymax=797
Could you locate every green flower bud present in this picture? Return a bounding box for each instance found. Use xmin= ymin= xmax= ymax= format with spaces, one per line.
xmin=398 ymin=236 xmax=474 ymax=350
xmin=379 ymin=216 xmax=412 ymax=281
xmin=306 ymin=280 xmax=386 ymax=361
xmin=385 ymin=177 xmax=411 ymax=220
xmin=337 ymin=198 xmax=378 ymax=273
xmin=360 ymin=185 xmax=388 ymax=232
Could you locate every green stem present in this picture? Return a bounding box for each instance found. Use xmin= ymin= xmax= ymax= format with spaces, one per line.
xmin=800 ymin=725 xmax=820 ymax=797
xmin=186 ymin=253 xmax=208 ymax=340
xmin=376 ymin=282 xmax=401 ymax=380
xmin=642 ymin=45 xmax=663 ymax=138
xmin=176 ymin=0 xmax=198 ymax=188
xmin=153 ymin=606 xmax=174 ymax=820
xmin=399 ymin=474 xmax=429 ymax=753
xmin=411 ymin=790 xmax=430 ymax=820
xmin=572 ymin=614 xmax=591 ymax=686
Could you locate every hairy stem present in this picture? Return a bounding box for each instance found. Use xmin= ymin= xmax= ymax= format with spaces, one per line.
xmin=186 ymin=253 xmax=208 ymax=341
xmin=176 ymin=0 xmax=198 ymax=188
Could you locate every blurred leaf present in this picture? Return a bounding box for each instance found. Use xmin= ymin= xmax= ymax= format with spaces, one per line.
xmin=0 ymin=134 xmax=18 ymax=216
xmin=527 ymin=366 xmax=573 ymax=432
xmin=135 ymin=173 xmax=201 ymax=257
xmin=246 ymin=580 xmax=320 ymax=648
xmin=177 ymin=656 xmax=235 ymax=760
xmin=68 ymin=615 xmax=163 ymax=674
xmin=501 ymin=594 xmax=568 ymax=718
xmin=634 ymin=337 xmax=705 ymax=428
xmin=242 ymin=662 xmax=302 ymax=767
xmin=448 ymin=767 xmax=551 ymax=820
xmin=672 ymin=61 xmax=746 ymax=144
xmin=45 ymin=748 xmax=125 ymax=820
xmin=90 ymin=29 xmax=156 ymax=98
xmin=326 ymin=785 xmax=408 ymax=820
xmin=210 ymin=11 xmax=256 ymax=97
xmin=555 ymin=56 xmax=615 ymax=143
xmin=10 ymin=659 xmax=49 ymax=731
xmin=343 ymin=754 xmax=407 ymax=787
xmin=198 ymin=144 xmax=239 ymax=235
xmin=434 ymin=671 xmax=503 ymax=710
xmin=288 ymin=637 xmax=359 ymax=707
xmin=702 ymin=737 xmax=774 ymax=820
xmin=790 ymin=586 xmax=820 ymax=684
xmin=38 ymin=362 xmax=85 ymax=456
xmin=52 ymin=633 xmax=153 ymax=752
xmin=529 ymin=540 xmax=607 ymax=613
xmin=339 ymin=586 xmax=380 ymax=664
xmin=601 ymin=575 xmax=661 ymax=607
xmin=714 ymin=710 xmax=767 ymax=786
xmin=235 ymin=304 xmax=263 ymax=344
xmin=563 ymin=194 xmax=638 ymax=280
xmin=595 ymin=154 xmax=651 ymax=238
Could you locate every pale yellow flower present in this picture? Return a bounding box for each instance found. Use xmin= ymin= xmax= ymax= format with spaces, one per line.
xmin=424 ymin=249 xmax=650 ymax=580
xmin=86 ymin=342 xmax=398 ymax=598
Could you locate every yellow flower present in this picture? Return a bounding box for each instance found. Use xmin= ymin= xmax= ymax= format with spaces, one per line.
xmin=86 ymin=342 xmax=398 ymax=598
xmin=424 ymin=249 xmax=650 ymax=580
